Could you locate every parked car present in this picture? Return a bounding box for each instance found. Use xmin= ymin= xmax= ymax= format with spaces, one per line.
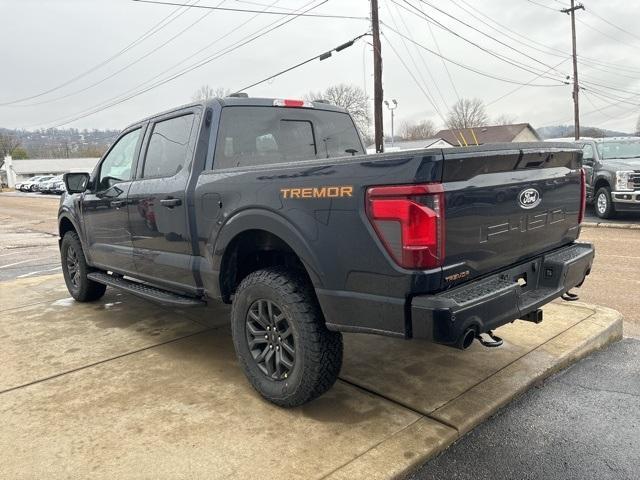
xmin=38 ymin=175 xmax=64 ymax=194
xmin=17 ymin=175 xmax=48 ymax=191
xmin=58 ymin=97 xmax=593 ymax=407
xmin=20 ymin=175 xmax=54 ymax=192
xmin=578 ymin=137 xmax=640 ymax=219
xmin=51 ymin=177 xmax=67 ymax=195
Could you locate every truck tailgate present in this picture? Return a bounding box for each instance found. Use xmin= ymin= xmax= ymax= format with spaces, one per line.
xmin=442 ymin=144 xmax=583 ymax=283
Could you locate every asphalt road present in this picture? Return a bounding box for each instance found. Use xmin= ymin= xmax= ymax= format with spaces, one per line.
xmin=409 ymin=338 xmax=640 ymax=480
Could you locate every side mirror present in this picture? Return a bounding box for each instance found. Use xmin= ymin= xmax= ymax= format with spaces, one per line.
xmin=64 ymin=172 xmax=90 ymax=194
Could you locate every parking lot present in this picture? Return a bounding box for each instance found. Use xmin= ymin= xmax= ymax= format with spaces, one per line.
xmin=0 ymin=192 xmax=632 ymax=478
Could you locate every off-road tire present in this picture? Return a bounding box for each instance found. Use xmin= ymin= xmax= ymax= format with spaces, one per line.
xmin=60 ymin=231 xmax=106 ymax=302
xmin=231 ymin=267 xmax=343 ymax=407
xmin=595 ymin=186 xmax=616 ymax=219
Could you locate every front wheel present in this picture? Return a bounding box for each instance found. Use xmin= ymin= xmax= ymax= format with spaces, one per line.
xmin=231 ymin=267 xmax=343 ymax=407
xmin=60 ymin=231 xmax=106 ymax=302
xmin=595 ymin=186 xmax=616 ymax=219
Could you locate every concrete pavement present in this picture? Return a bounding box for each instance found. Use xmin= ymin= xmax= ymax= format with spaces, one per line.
xmin=0 ymin=273 xmax=623 ymax=479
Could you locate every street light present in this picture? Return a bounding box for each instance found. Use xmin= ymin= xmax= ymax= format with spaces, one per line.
xmin=384 ymin=99 xmax=398 ymax=148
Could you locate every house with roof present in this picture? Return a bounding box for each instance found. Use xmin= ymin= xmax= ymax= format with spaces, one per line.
xmin=1 ymin=157 xmax=99 ymax=183
xmin=435 ymin=123 xmax=541 ymax=146
xmin=366 ymin=137 xmax=454 ymax=153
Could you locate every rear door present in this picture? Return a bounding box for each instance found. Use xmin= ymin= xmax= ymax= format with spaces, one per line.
xmin=81 ymin=126 xmax=144 ymax=273
xmin=442 ymin=145 xmax=582 ymax=281
xmin=127 ymin=108 xmax=200 ymax=291
xmin=581 ymin=142 xmax=596 ymax=199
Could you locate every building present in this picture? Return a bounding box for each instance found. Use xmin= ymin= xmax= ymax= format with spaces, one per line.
xmin=366 ymin=137 xmax=453 ymax=153
xmin=1 ymin=157 xmax=99 ymax=183
xmin=435 ymin=123 xmax=541 ymax=146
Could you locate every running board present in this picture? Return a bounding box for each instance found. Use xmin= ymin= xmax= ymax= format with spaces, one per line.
xmin=87 ymin=272 xmax=206 ymax=307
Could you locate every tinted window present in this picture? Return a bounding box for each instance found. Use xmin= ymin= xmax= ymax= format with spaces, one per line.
xmin=98 ymin=128 xmax=141 ymax=190
xmin=214 ymin=106 xmax=362 ymax=169
xmin=143 ymin=114 xmax=195 ymax=178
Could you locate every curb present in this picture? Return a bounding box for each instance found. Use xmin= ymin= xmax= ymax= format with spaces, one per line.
xmin=582 ymin=221 xmax=640 ymax=230
xmin=325 ymin=304 xmax=624 ymax=480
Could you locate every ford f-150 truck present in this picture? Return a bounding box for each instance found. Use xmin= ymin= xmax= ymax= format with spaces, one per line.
xmin=59 ymin=96 xmax=593 ymax=407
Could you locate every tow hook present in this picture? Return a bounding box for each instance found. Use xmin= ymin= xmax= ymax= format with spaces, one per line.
xmin=476 ymin=331 xmax=503 ymax=348
xmin=561 ymin=290 xmax=580 ymax=301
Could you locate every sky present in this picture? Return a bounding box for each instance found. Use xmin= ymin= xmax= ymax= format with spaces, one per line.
xmin=1 ymin=0 xmax=639 ymax=134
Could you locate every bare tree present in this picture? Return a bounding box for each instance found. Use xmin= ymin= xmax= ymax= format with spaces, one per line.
xmin=192 ymin=85 xmax=231 ymax=102
xmin=400 ymin=119 xmax=436 ymax=140
xmin=635 ymin=115 xmax=640 ymax=135
xmin=304 ymin=84 xmax=371 ymax=135
xmin=446 ymin=98 xmax=489 ymax=130
xmin=493 ymin=114 xmax=516 ymax=126
xmin=0 ymin=133 xmax=21 ymax=169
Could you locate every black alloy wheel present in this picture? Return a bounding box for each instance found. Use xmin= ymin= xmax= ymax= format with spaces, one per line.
xmin=246 ymin=299 xmax=295 ymax=380
xmin=66 ymin=245 xmax=81 ymax=289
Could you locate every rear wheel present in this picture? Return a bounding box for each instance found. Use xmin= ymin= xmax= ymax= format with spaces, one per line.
xmin=60 ymin=231 xmax=106 ymax=302
xmin=595 ymin=186 xmax=616 ymax=219
xmin=231 ymin=267 xmax=343 ymax=407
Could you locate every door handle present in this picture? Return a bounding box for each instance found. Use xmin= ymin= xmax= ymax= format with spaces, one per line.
xmin=160 ymin=198 xmax=182 ymax=208
xmin=110 ymin=200 xmax=126 ymax=208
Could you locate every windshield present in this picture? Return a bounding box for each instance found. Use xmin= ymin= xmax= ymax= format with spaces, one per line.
xmin=596 ymin=140 xmax=640 ymax=160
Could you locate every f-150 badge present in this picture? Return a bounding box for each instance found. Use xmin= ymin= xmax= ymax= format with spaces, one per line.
xmin=281 ymin=186 xmax=353 ymax=199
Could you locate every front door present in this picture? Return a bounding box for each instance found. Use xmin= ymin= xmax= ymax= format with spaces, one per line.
xmin=127 ymin=111 xmax=199 ymax=291
xmin=82 ymin=126 xmax=144 ymax=273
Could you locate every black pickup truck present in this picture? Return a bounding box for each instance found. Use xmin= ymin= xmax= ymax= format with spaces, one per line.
xmin=59 ymin=96 xmax=593 ymax=407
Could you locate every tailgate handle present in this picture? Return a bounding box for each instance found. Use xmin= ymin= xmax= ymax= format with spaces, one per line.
xmin=160 ymin=198 xmax=182 ymax=208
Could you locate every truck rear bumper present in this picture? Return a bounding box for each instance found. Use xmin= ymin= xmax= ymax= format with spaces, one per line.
xmin=411 ymin=242 xmax=594 ymax=347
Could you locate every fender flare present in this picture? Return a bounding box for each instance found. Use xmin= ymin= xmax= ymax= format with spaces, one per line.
xmin=57 ymin=211 xmax=92 ymax=262
xmin=210 ymin=208 xmax=325 ymax=289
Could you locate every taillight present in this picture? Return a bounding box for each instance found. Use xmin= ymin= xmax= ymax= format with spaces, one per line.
xmin=272 ymin=99 xmax=314 ymax=108
xmin=366 ymin=184 xmax=445 ymax=269
xmin=579 ymin=168 xmax=586 ymax=224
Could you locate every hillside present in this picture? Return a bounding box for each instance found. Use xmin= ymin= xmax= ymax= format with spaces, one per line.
xmin=536 ymin=125 xmax=631 ymax=139
xmin=1 ymin=127 xmax=119 ymax=159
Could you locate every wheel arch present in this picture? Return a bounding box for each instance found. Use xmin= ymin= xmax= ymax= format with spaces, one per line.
xmin=212 ymin=209 xmax=325 ymax=302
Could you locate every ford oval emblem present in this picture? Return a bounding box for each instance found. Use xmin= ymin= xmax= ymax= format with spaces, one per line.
xmin=518 ymin=188 xmax=541 ymax=209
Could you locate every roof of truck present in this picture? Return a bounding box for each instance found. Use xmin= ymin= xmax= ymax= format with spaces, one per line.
xmin=124 ymin=96 xmax=349 ymax=130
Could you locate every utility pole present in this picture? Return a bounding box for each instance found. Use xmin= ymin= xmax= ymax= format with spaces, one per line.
xmin=561 ymin=0 xmax=584 ymax=140
xmin=371 ymin=0 xmax=384 ymax=153
xmin=384 ymin=99 xmax=398 ymax=148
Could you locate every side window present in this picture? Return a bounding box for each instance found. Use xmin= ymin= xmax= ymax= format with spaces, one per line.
xmin=582 ymin=144 xmax=594 ymax=162
xmin=143 ymin=114 xmax=195 ymax=178
xmin=98 ymin=128 xmax=141 ymax=190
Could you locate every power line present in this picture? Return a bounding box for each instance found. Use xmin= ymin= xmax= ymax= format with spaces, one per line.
xmin=132 ymin=0 xmax=368 ymax=19
xmin=381 ymin=22 xmax=564 ymax=87
xmin=419 ymin=2 xmax=460 ymax=102
xmin=586 ymin=7 xmax=640 ymax=42
xmin=233 ymin=33 xmax=369 ymax=92
xmin=0 ymin=0 xmax=197 ymax=106
xmin=28 ymin=0 xmax=327 ymax=129
xmin=486 ymin=58 xmax=570 ymax=106
xmin=413 ymin=0 xmax=567 ymax=78
xmin=384 ymin=1 xmax=448 ymax=117
xmin=394 ymin=0 xmax=567 ymax=82
xmin=381 ymin=32 xmax=447 ymax=124
xmin=13 ymin=0 xmax=226 ymax=107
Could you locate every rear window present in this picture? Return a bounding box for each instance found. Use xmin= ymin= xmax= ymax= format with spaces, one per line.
xmin=213 ymin=106 xmax=363 ymax=169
